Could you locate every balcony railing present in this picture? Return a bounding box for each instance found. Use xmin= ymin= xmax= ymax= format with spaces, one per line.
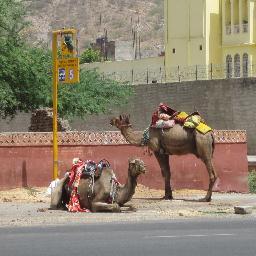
xmin=226 ymin=24 xmax=249 ymax=35
xmin=226 ymin=25 xmax=231 ymax=35
xmin=242 ymin=23 xmax=248 ymax=33
xmin=233 ymin=25 xmax=240 ymax=34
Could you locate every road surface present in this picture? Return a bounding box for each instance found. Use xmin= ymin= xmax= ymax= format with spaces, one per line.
xmin=0 ymin=217 xmax=255 ymax=256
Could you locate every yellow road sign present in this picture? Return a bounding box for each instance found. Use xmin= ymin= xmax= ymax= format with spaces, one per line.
xmin=57 ymin=58 xmax=80 ymax=83
xmin=61 ymin=37 xmax=76 ymax=56
xmin=52 ymin=28 xmax=79 ymax=180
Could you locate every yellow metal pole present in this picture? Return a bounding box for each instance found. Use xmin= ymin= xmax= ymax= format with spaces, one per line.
xmin=52 ymin=31 xmax=59 ymax=180
xmin=51 ymin=28 xmax=78 ymax=180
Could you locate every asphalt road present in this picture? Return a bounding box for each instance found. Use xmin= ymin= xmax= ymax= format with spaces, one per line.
xmin=0 ymin=217 xmax=255 ymax=256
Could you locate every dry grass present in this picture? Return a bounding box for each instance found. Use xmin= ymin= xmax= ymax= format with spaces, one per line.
xmin=0 ymin=187 xmax=50 ymax=203
xmin=0 ymin=184 xmax=205 ymax=203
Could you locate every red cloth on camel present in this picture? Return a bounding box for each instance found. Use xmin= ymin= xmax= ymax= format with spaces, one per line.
xmin=151 ymin=103 xmax=177 ymax=126
xmin=67 ymin=159 xmax=90 ymax=213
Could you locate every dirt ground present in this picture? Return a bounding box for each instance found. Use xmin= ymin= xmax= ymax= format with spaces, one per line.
xmin=0 ymin=185 xmax=255 ymax=227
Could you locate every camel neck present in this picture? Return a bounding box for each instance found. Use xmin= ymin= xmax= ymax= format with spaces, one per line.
xmin=116 ymin=175 xmax=138 ymax=205
xmin=120 ymin=126 xmax=143 ymax=146
xmin=125 ymin=175 xmax=137 ymax=192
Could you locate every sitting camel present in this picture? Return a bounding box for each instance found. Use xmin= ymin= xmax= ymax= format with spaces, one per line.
xmin=50 ymin=157 xmax=146 ymax=212
xmin=110 ymin=114 xmax=217 ymax=202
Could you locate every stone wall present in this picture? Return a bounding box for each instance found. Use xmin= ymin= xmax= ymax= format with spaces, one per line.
xmin=0 ymin=131 xmax=248 ymax=192
xmin=70 ymin=78 xmax=256 ymax=154
xmin=1 ymin=78 xmax=255 ymax=153
xmin=28 ymin=108 xmax=70 ymax=132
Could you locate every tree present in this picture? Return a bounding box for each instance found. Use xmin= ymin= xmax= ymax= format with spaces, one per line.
xmin=0 ymin=0 xmax=28 ymax=43
xmin=58 ymin=69 xmax=133 ymax=119
xmin=0 ymin=0 xmax=133 ymax=120
xmin=80 ymin=48 xmax=101 ymax=63
xmin=0 ymin=0 xmax=42 ymax=118
xmin=0 ymin=38 xmax=52 ymax=117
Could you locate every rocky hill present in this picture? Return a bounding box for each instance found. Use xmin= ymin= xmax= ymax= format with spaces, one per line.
xmin=24 ymin=0 xmax=164 ymax=58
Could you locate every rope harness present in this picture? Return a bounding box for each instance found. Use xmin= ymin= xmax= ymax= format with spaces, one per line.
xmin=141 ymin=126 xmax=150 ymax=146
xmin=109 ymin=174 xmax=120 ymax=204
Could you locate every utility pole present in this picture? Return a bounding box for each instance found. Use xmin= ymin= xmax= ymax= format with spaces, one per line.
xmin=52 ymin=28 xmax=79 ymax=180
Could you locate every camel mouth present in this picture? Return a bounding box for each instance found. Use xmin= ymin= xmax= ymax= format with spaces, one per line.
xmin=140 ymin=165 xmax=146 ymax=174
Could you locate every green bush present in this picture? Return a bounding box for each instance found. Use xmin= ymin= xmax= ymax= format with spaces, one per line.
xmin=80 ymin=48 xmax=101 ymax=63
xmin=248 ymin=170 xmax=256 ymax=193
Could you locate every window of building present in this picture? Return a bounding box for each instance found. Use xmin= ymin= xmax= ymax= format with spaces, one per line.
xmin=225 ymin=0 xmax=231 ymax=35
xmin=243 ymin=53 xmax=249 ymax=77
xmin=242 ymin=0 xmax=248 ymax=33
xmin=233 ymin=0 xmax=239 ymax=34
xmin=234 ymin=54 xmax=240 ymax=77
xmin=172 ymin=48 xmax=175 ymax=54
xmin=199 ymin=45 xmax=202 ymax=51
xmin=226 ymin=55 xmax=232 ymax=78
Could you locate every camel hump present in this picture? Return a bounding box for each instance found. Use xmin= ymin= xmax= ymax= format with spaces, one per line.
xmin=95 ymin=168 xmax=117 ymax=195
xmin=82 ymin=159 xmax=111 ymax=178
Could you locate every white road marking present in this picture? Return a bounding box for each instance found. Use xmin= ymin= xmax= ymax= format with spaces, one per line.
xmin=145 ymin=234 xmax=236 ymax=239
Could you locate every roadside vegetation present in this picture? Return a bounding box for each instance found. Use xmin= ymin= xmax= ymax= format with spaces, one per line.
xmin=80 ymin=48 xmax=101 ymax=64
xmin=0 ymin=0 xmax=133 ymax=120
xmin=248 ymin=170 xmax=256 ymax=193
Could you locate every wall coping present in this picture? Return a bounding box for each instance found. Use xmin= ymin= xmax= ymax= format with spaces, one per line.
xmin=0 ymin=130 xmax=246 ymax=147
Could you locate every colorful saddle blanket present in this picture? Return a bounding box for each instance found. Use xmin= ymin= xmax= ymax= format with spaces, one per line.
xmin=150 ymin=111 xmax=212 ymax=134
xmin=175 ymin=111 xmax=212 ymax=134
xmin=67 ymin=158 xmax=111 ymax=212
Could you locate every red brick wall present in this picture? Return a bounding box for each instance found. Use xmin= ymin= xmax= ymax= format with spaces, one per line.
xmin=0 ymin=131 xmax=248 ymax=192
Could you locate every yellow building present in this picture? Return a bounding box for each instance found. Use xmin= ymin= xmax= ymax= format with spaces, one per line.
xmin=164 ymin=0 xmax=256 ymax=79
xmin=84 ymin=0 xmax=256 ymax=83
xmin=222 ymin=0 xmax=256 ymax=78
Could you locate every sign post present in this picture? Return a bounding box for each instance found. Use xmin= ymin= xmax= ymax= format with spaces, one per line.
xmin=52 ymin=28 xmax=79 ymax=180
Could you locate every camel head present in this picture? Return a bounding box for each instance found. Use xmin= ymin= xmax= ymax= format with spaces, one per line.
xmin=110 ymin=114 xmax=132 ymax=129
xmin=128 ymin=157 xmax=146 ymax=177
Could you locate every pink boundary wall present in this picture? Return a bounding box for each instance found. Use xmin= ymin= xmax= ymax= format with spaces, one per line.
xmin=0 ymin=130 xmax=248 ymax=192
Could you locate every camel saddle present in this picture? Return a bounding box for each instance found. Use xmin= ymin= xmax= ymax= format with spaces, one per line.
xmin=66 ymin=159 xmax=112 ymax=212
xmin=150 ymin=110 xmax=212 ymax=134
xmin=68 ymin=159 xmax=111 ymax=188
xmin=174 ymin=111 xmax=212 ymax=134
xmin=82 ymin=159 xmax=111 ymax=179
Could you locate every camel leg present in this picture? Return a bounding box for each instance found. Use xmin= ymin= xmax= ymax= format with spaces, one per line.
xmin=154 ymin=152 xmax=173 ymax=200
xmin=199 ymin=158 xmax=217 ymax=202
xmin=195 ymin=132 xmax=217 ymax=202
xmin=91 ymin=202 xmax=121 ymax=213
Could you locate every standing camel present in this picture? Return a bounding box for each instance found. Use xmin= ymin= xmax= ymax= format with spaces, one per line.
xmin=110 ymin=114 xmax=217 ymax=202
xmin=51 ymin=157 xmax=146 ymax=212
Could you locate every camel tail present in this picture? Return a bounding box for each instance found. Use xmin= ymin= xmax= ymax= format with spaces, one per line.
xmin=211 ymin=132 xmax=215 ymax=157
